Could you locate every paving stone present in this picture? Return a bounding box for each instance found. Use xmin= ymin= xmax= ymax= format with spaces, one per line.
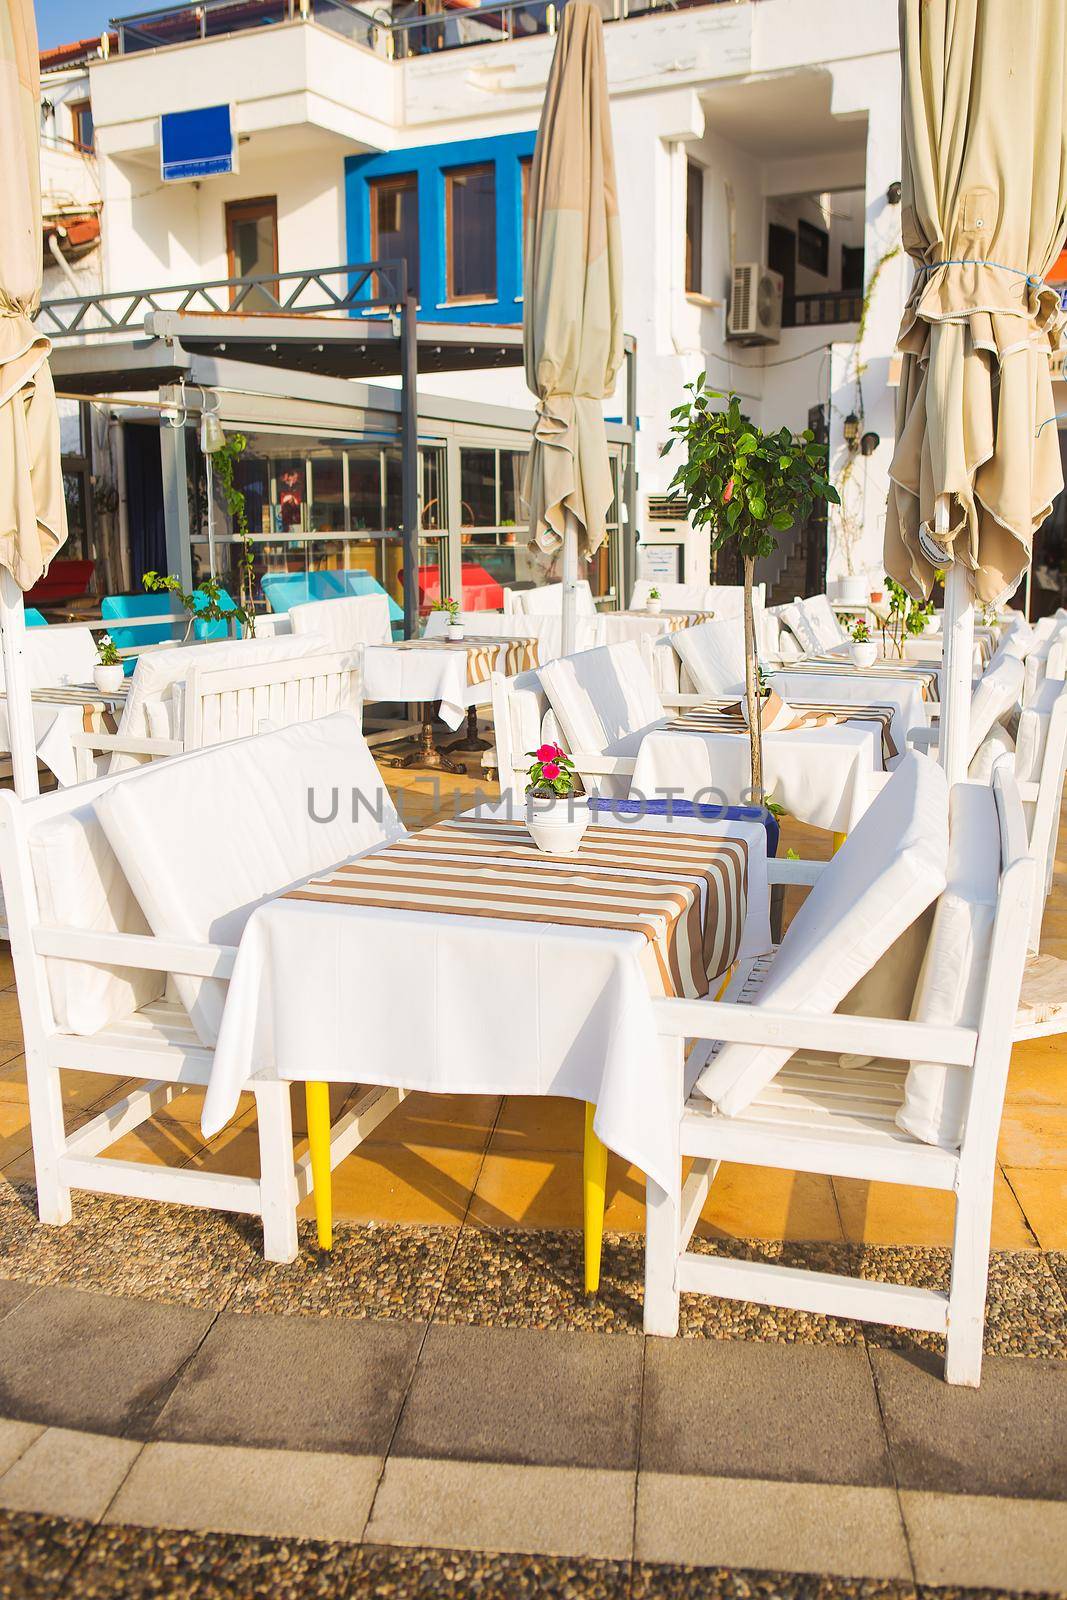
xmin=71 ymin=1522 xmax=346 ymax=1599
xmin=0 ymin=1507 xmax=91 ymax=1599
xmin=901 ymin=1489 xmax=1067 ymax=1592
xmin=347 ymin=1543 xmax=631 ymax=1599
xmin=634 ymin=1474 xmax=912 ymax=1580
xmin=392 ymin=1323 xmax=643 ymax=1469
xmin=152 ymin=1311 xmax=425 ymax=1454
xmin=0 ymin=1280 xmax=34 ymax=1321
xmin=104 ymin=1441 xmax=380 ymax=1544
xmin=0 ymin=1285 xmax=214 ymax=1436
xmin=366 ymin=1457 xmax=635 ymax=1560
xmin=871 ymin=1348 xmax=1067 ymax=1500
xmin=0 ymin=1428 xmax=142 ymax=1523
xmin=641 ymin=1340 xmax=892 ymax=1485
xmin=0 ymin=1418 xmax=43 ymax=1477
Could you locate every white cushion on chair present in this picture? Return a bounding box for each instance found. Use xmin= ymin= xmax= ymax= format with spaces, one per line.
xmin=22 ymin=627 xmax=99 ymax=689
xmin=290 ymin=594 xmax=391 ymax=649
xmin=776 ymin=602 xmax=820 ymax=654
xmin=696 ymin=752 xmax=949 ymax=1115
xmin=630 ymin=579 xmax=715 ymax=610
xmin=968 ymin=723 xmax=1015 ymax=783
xmin=94 ymin=714 xmax=405 ymax=1048
xmin=671 ymin=618 xmax=747 ymax=699
xmin=897 ymin=782 xmax=1001 ymax=1149
xmin=28 ymin=804 xmax=165 ymax=1035
xmin=800 ymin=595 xmax=849 ymax=650
xmin=113 ymin=633 xmax=328 ymax=768
xmin=539 ymin=642 xmax=666 ymax=790
xmin=968 ymin=656 xmax=1024 ymax=759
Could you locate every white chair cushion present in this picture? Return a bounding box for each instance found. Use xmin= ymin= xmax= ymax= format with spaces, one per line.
xmin=28 ymin=801 xmax=165 ymax=1035
xmin=290 ymin=594 xmax=391 ymax=649
xmin=776 ymin=602 xmax=820 ymax=654
xmin=94 ymin=714 xmax=405 ymax=1047
xmin=506 ymin=581 xmax=597 ymax=618
xmin=896 ymin=782 xmax=1001 ymax=1149
xmin=112 ymin=633 xmax=329 ymax=769
xmin=21 ymin=627 xmax=100 ymax=689
xmin=630 ymin=579 xmax=715 ymax=610
xmin=671 ymin=617 xmax=746 ymax=699
xmin=696 ymin=753 xmax=950 ymax=1115
xmin=968 ymin=655 xmax=1024 ymax=759
xmin=801 ymin=595 xmax=849 ymax=649
xmin=968 ymin=723 xmax=1015 ymax=783
xmin=539 ymin=641 xmax=666 ymax=778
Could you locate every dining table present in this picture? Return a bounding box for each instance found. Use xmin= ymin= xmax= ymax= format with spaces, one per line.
xmin=202 ymin=803 xmax=772 ymax=1200
xmin=0 ymin=682 xmax=129 ymax=788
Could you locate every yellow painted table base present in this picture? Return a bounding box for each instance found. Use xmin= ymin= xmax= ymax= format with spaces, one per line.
xmin=305 ymin=1081 xmax=333 ymax=1251
xmin=583 ymin=1105 xmax=607 ymax=1293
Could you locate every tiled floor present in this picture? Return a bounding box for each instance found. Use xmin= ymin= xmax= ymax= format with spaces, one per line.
xmin=0 ymin=758 xmax=1063 ymax=1250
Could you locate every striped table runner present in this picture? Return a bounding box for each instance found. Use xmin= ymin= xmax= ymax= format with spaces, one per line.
xmin=666 ymin=699 xmax=898 ymax=763
xmin=398 ymin=637 xmax=540 ymax=687
xmin=620 ymin=611 xmax=715 ymax=632
xmin=288 ymin=816 xmax=749 ymax=999
xmin=796 ymin=658 xmax=941 ymax=702
xmin=2 ymin=683 xmax=129 ymax=735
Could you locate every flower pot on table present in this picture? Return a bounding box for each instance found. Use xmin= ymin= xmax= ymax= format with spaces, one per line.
xmin=525 ymin=793 xmax=589 ymax=855
xmin=93 ymin=664 xmax=125 ymax=695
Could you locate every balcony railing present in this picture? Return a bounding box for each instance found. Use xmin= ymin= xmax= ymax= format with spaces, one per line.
xmin=37 ymin=259 xmax=410 ymax=340
xmin=110 ymin=0 xmax=746 ymax=58
xmin=784 ymin=290 xmax=863 ymax=329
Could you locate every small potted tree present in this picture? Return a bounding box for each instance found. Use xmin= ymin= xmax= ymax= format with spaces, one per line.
xmin=645 ymin=587 xmax=662 ymax=615
xmin=432 ymin=597 xmax=464 ymax=640
xmin=525 ymin=741 xmax=587 ymax=854
xmin=662 ymin=380 xmax=840 ymax=801
xmin=93 ymin=633 xmax=125 ymax=695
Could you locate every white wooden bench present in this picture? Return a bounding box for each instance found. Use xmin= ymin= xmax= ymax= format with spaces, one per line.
xmin=0 ymin=714 xmax=407 ymax=1261
xmin=643 ymin=760 xmax=1031 ymax=1387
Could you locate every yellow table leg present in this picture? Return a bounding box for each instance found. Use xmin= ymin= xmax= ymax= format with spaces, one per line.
xmin=305 ymin=1081 xmax=333 ymax=1252
xmin=583 ymin=1103 xmax=608 ymax=1295
xmin=832 ymin=831 xmax=848 ymax=855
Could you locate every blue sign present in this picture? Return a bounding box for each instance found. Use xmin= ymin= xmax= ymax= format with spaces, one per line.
xmin=161 ymin=105 xmax=235 ymax=182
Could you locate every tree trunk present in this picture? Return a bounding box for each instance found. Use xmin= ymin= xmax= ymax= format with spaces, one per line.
xmin=742 ymin=552 xmax=763 ymax=803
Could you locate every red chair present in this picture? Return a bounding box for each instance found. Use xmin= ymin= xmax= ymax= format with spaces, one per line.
xmin=26 ymin=559 xmax=95 ymax=609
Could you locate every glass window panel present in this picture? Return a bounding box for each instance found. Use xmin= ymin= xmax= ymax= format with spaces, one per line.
xmin=447 ymin=165 xmax=497 ymax=301
xmin=686 ymin=160 xmax=703 ymax=295
xmin=226 ymin=198 xmax=278 ymax=310
xmin=348 ymin=448 xmax=383 ymax=530
xmin=370 ymin=174 xmax=419 ymax=297
xmin=499 ymin=449 xmax=527 ymax=529
xmin=276 ymin=458 xmax=307 ymax=533
xmin=309 ymin=455 xmax=344 ymax=532
xmin=460 ymin=447 xmax=496 ymax=526
xmin=420 ymin=447 xmax=444 ymax=530
xmin=384 ymin=448 xmax=402 ymax=530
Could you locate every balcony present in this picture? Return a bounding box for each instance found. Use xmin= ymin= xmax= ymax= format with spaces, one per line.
xmin=784 ymin=288 xmax=863 ymax=328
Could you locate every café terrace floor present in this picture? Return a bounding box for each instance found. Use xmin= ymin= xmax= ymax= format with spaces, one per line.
xmin=0 ymin=757 xmax=1063 ymax=1598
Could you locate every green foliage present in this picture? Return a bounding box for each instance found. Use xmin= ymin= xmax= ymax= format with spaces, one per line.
xmin=431 ymin=596 xmax=460 ymax=619
xmin=849 ymin=616 xmax=871 ymax=643
xmin=660 ymin=377 xmax=840 ymax=563
xmin=141 ymin=571 xmax=256 ymax=637
xmin=525 ymin=742 xmax=577 ymax=798
xmin=648 ymin=587 xmax=661 ymax=600
xmin=96 ymin=632 xmax=121 ymax=667
xmin=883 ymin=574 xmax=933 ymax=658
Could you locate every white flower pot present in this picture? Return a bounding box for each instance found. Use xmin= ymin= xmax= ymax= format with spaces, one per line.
xmin=838 ymin=575 xmax=867 ymax=603
xmin=923 ymin=615 xmax=940 ymax=636
xmin=447 ymin=623 xmax=465 ymax=640
xmin=93 ymin=664 xmax=125 ymax=694
xmin=526 ymin=792 xmax=589 ymax=855
xmin=850 ymin=641 xmax=877 ymax=668
xmin=645 ymin=597 xmax=662 ymax=615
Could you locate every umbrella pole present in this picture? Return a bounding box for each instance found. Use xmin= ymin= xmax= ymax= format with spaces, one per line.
xmin=0 ymin=569 xmax=40 ymax=799
xmin=937 ymin=497 xmax=974 ymax=787
xmin=562 ymin=507 xmax=579 ymax=656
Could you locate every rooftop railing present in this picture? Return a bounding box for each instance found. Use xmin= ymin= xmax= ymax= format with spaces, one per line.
xmin=110 ymin=0 xmax=743 ymax=58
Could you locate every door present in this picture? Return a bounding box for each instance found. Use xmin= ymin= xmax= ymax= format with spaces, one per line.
xmin=225 ymin=197 xmax=279 ymax=310
xmin=767 ymin=223 xmax=796 ymax=321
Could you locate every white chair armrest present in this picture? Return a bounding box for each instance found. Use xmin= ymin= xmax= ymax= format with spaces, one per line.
xmin=652 ymin=995 xmax=977 ymax=1067
xmin=33 ymin=926 xmax=237 ymax=979
xmin=766 ymin=858 xmax=827 ymax=887
xmin=569 ymin=752 xmax=638 ymax=777
xmin=907 ymin=726 xmax=938 ymax=753
xmin=68 ymin=732 xmax=184 ymax=758
xmin=660 ymin=693 xmax=738 ymax=709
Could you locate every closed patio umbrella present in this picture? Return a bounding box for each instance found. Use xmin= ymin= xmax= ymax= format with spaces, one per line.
xmin=523 ymin=0 xmax=622 ymax=656
xmin=1 ymin=0 xmax=68 ymax=796
xmin=885 ymin=0 xmax=1067 ymax=783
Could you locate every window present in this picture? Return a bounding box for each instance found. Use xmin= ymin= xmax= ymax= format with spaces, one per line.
xmin=685 ymin=160 xmax=704 ymax=295
xmin=69 ymin=98 xmax=94 ymax=152
xmin=225 ymin=197 xmax=278 ymax=310
xmin=460 ymin=447 xmax=497 ymax=526
xmin=446 ymin=164 xmax=497 ymax=302
xmin=370 ymin=174 xmax=419 ymax=297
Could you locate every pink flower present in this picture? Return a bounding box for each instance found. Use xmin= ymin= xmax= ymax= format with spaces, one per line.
xmin=535 ymin=742 xmax=564 ymax=762
xmin=723 ymin=477 xmax=734 ymax=504
xmin=541 ymin=761 xmax=561 ymax=781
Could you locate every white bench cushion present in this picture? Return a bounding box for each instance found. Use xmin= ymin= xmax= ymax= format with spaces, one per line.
xmin=28 ymin=803 xmax=165 ymax=1035
xmin=94 ymin=714 xmax=405 ymax=1047
xmin=897 ymin=782 xmax=1001 ymax=1149
xmin=671 ymin=618 xmax=746 ymax=699
xmin=695 ymin=752 xmax=949 ymax=1116
xmin=290 ymin=594 xmax=391 ymax=649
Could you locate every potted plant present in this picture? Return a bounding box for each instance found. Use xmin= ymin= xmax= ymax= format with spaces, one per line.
xmin=93 ymin=633 xmax=125 ymax=695
xmin=662 ymin=380 xmax=840 ymax=801
xmin=432 ymin=597 xmax=464 ymax=640
xmin=142 ymin=572 xmax=256 ymax=642
xmin=525 ymin=741 xmax=587 ymax=854
xmin=646 ymin=587 xmax=662 ymax=615
xmin=849 ymin=617 xmax=878 ymax=668
xmin=883 ymin=575 xmax=935 ymax=659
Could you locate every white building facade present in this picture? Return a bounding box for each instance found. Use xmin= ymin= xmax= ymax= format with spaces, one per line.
xmin=43 ymin=0 xmax=911 ymax=613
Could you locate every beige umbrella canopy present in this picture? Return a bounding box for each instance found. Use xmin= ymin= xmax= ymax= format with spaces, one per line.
xmin=1 ymin=0 xmax=68 ymax=796
xmin=886 ymin=0 xmax=1067 ymax=607
xmin=523 ymin=0 xmax=622 ymax=649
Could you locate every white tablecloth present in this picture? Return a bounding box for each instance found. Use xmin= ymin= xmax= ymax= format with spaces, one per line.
xmin=770 ymin=670 xmax=929 ymax=766
xmin=0 ymin=701 xmax=86 ymax=787
xmin=631 ymin=722 xmax=881 ymax=833
xmin=202 ymin=807 xmax=771 ymax=1193
xmin=364 ymin=645 xmax=473 ymax=730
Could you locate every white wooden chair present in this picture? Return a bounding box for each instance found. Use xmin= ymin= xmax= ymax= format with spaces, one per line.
xmin=289 ymin=593 xmax=393 ymax=649
xmin=799 ymin=594 xmax=851 ymax=650
xmin=643 ymin=759 xmax=1032 ymax=1387
xmin=502 ymin=580 xmax=597 ymax=618
xmin=0 ymin=714 xmax=407 ymax=1262
xmin=909 ymin=654 xmax=1025 ymax=772
xmin=629 ymin=579 xmax=716 ymax=610
xmin=70 ymin=647 xmax=368 ymax=779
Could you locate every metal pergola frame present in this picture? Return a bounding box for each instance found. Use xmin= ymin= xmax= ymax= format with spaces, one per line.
xmin=42 ymin=264 xmax=639 ymax=632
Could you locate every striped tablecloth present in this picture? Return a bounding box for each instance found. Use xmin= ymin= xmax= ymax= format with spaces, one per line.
xmin=392 ymin=636 xmax=540 ymax=687
xmin=24 ymin=682 xmax=128 ymax=734
xmin=289 ymin=815 xmax=748 ymax=1000
xmin=665 ymin=698 xmax=898 ymax=765
xmin=796 ymin=657 xmax=941 ymax=703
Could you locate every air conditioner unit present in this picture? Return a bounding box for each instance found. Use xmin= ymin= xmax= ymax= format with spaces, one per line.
xmin=728 ymin=263 xmax=783 ymax=345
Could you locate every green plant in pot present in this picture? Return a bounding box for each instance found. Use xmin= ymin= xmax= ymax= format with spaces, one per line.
xmin=524 ymin=742 xmax=587 ymax=855
xmin=661 ymin=379 xmax=840 ymax=801
xmin=431 ymin=596 xmax=464 ymax=639
xmin=646 ymin=586 xmax=662 ymax=615
xmin=883 ymin=575 xmax=934 ymax=659
xmin=849 ymin=616 xmax=878 ymax=668
xmin=93 ymin=633 xmax=125 ymax=696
